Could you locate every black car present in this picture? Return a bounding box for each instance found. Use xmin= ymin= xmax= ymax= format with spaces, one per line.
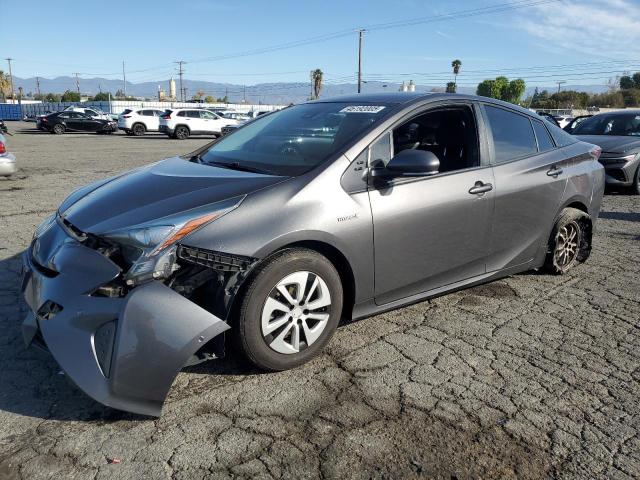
xmin=41 ymin=111 xmax=118 ymax=134
xmin=0 ymin=120 xmax=7 ymax=134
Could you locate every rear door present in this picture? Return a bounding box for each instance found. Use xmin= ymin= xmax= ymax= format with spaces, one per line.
xmin=64 ymin=112 xmax=84 ymax=130
xmin=482 ymin=104 xmax=568 ymax=272
xmin=186 ymin=110 xmax=203 ymax=133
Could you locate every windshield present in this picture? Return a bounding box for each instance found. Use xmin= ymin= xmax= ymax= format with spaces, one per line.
xmin=199 ymin=102 xmax=393 ymax=176
xmin=573 ymin=113 xmax=640 ymax=136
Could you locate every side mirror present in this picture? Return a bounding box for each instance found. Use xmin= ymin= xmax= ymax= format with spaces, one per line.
xmin=371 ymin=149 xmax=440 ymax=179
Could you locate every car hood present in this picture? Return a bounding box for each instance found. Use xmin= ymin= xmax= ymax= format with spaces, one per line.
xmin=60 ymin=156 xmax=287 ymax=233
xmin=575 ymin=135 xmax=640 ymax=155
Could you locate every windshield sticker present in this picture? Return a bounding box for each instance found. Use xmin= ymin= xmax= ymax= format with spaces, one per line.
xmin=340 ymin=105 xmax=386 ymax=114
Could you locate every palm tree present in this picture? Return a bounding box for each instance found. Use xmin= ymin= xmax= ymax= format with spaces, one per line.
xmin=311 ymin=69 xmax=323 ymax=100
xmin=451 ymin=59 xmax=462 ymax=90
xmin=0 ymin=71 xmax=10 ymax=101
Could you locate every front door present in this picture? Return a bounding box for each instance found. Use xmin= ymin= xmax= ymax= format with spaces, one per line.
xmin=369 ymin=103 xmax=495 ymax=305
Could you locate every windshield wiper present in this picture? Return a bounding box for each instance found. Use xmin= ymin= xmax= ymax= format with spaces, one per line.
xmin=209 ymin=161 xmax=275 ymax=176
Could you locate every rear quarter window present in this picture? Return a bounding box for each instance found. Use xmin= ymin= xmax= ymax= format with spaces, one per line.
xmin=546 ymin=122 xmax=578 ymax=146
xmin=532 ymin=120 xmax=555 ymax=151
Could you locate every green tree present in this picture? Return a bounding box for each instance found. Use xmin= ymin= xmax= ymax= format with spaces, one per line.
xmin=61 ymin=90 xmax=80 ymax=102
xmin=446 ymin=81 xmax=456 ymax=93
xmin=503 ymin=79 xmax=526 ymax=103
xmin=92 ymin=92 xmax=111 ymax=101
xmin=44 ymin=93 xmax=62 ymax=102
xmin=633 ymin=72 xmax=640 ymax=89
xmin=451 ymin=59 xmax=462 ymax=89
xmin=311 ymin=69 xmax=323 ymax=99
xmin=204 ymin=95 xmax=215 ymax=103
xmin=0 ymin=70 xmax=10 ymax=101
xmin=620 ymin=75 xmax=634 ymax=90
xmin=476 ymin=79 xmax=494 ymax=98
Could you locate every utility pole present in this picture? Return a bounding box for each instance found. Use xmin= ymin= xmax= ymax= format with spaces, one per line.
xmin=5 ymin=58 xmax=15 ymax=101
xmin=36 ymin=76 xmax=41 ymax=97
xmin=174 ymin=61 xmax=185 ymax=102
xmin=122 ymin=61 xmax=126 ymax=98
xmin=357 ymin=29 xmax=365 ymax=94
xmin=73 ymin=72 xmax=81 ymax=96
xmin=556 ymin=80 xmax=567 ymax=110
xmin=243 ymin=84 xmax=246 ymax=103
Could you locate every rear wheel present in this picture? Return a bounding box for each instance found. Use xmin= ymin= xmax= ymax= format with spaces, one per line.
xmin=132 ymin=123 xmax=146 ymax=136
xmin=174 ymin=125 xmax=189 ymax=140
xmin=236 ymin=248 xmax=343 ymax=371
xmin=52 ymin=124 xmax=65 ymax=135
xmin=544 ymin=208 xmax=591 ymax=274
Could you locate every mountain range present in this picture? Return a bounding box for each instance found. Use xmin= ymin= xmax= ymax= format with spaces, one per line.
xmin=12 ymin=76 xmax=611 ymax=105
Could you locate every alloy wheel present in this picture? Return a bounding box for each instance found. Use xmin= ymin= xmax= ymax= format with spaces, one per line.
xmin=261 ymin=271 xmax=332 ymax=354
xmin=554 ymin=221 xmax=580 ymax=268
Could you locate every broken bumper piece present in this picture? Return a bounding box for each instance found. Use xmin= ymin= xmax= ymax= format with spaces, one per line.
xmin=21 ymin=232 xmax=230 ymax=417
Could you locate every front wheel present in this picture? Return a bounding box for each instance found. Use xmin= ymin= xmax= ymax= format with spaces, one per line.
xmin=236 ymin=248 xmax=343 ymax=371
xmin=132 ymin=123 xmax=146 ymax=136
xmin=544 ymin=207 xmax=591 ymax=274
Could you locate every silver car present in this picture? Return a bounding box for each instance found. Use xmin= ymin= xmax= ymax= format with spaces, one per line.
xmin=22 ymin=93 xmax=604 ymax=416
xmin=0 ymin=132 xmax=16 ymax=176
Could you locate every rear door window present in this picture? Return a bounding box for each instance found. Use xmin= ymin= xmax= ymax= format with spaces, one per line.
xmin=187 ymin=110 xmax=200 ymax=118
xmin=484 ymin=105 xmax=537 ymax=163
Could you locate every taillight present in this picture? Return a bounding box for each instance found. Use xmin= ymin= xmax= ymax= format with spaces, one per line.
xmin=42 ymin=117 xmax=48 ymax=122
xmin=0 ymin=142 xmax=5 ymax=154
xmin=162 ymin=114 xmax=170 ymax=120
xmin=122 ymin=115 xmax=131 ymax=118
xmin=590 ymin=146 xmax=602 ymax=161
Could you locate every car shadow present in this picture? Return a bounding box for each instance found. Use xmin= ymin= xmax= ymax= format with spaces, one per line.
xmin=599 ymin=211 xmax=640 ymax=222
xmin=0 ymin=250 xmax=269 ymax=423
xmin=122 ymin=135 xmax=219 ymax=140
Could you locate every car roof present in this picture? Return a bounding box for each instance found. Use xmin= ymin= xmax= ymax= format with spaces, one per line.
xmin=310 ymin=92 xmax=540 ymax=118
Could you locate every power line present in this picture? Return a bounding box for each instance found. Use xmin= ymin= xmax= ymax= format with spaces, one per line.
xmin=183 ymin=0 xmax=560 ymax=65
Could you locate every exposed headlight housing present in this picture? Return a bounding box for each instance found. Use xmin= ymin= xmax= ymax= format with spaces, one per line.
xmin=101 ymin=196 xmax=244 ymax=286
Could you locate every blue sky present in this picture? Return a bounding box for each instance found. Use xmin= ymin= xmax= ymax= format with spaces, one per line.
xmin=2 ymin=0 xmax=640 ymax=88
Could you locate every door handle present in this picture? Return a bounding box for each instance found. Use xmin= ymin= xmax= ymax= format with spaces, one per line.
xmin=469 ymin=181 xmax=493 ymax=195
xmin=547 ymin=166 xmax=563 ymax=177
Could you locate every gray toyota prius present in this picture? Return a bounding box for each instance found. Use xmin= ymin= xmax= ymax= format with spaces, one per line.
xmin=22 ymin=93 xmax=605 ymax=416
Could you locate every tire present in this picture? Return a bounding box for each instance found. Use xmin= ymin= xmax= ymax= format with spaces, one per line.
xmin=132 ymin=123 xmax=146 ymax=136
xmin=174 ymin=125 xmax=189 ymax=140
xmin=236 ymin=248 xmax=343 ymax=371
xmin=543 ymin=207 xmax=592 ymax=275
xmin=52 ymin=124 xmax=65 ymax=135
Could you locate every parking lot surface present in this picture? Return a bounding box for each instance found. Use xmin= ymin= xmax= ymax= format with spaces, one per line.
xmin=0 ymin=123 xmax=638 ymax=479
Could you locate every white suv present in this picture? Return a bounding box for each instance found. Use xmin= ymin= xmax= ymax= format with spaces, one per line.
xmin=158 ymin=108 xmax=239 ymax=139
xmin=118 ymin=108 xmax=165 ymax=136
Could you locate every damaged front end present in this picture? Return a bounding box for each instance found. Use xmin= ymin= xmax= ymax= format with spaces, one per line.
xmin=21 ymin=203 xmax=256 ymax=417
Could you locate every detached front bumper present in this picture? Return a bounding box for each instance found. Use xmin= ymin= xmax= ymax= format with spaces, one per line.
xmin=21 ymin=221 xmax=230 ymax=416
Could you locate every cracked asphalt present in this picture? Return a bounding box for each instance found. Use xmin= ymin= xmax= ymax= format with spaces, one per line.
xmin=0 ymin=122 xmax=638 ymax=479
